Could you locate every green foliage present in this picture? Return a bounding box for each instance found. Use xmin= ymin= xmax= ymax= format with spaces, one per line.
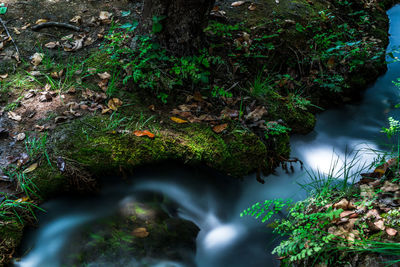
xmin=272 ymin=202 xmax=342 ymax=264
xmin=0 ymin=197 xmax=43 ymax=223
xmin=264 ymin=122 xmax=291 ymax=140
xmin=204 ymin=21 xmax=242 ymax=38
xmin=103 ymin=25 xmax=224 ymax=102
xmin=240 ymin=199 xmax=292 ymax=223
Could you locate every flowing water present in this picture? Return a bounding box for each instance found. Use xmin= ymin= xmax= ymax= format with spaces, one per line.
xmin=15 ymin=5 xmax=400 ymax=267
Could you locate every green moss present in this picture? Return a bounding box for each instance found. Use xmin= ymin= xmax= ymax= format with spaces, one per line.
xmin=31 ymin=163 xmax=67 ymax=199
xmin=50 ymin=114 xmax=268 ymax=179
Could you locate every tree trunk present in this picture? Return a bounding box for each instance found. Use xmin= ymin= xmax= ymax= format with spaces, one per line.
xmin=136 ymin=0 xmax=215 ymax=55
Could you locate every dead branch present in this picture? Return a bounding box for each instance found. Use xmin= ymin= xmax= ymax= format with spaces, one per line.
xmin=0 ymin=17 xmax=20 ymax=57
xmin=31 ymin=22 xmax=81 ymax=32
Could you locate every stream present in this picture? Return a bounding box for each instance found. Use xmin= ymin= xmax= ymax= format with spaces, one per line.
xmin=14 ymin=5 xmax=400 ymax=267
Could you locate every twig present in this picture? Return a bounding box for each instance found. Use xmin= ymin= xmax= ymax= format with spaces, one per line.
xmin=0 ymin=17 xmax=20 ymax=57
xmin=31 ymin=22 xmax=80 ymax=32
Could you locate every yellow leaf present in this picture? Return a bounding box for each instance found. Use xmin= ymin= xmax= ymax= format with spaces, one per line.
xmin=35 ymin=19 xmax=48 ymax=25
xmin=170 ymin=117 xmax=188 ymax=124
xmin=23 ymin=162 xmax=38 ymax=174
xmin=107 ymin=98 xmax=123 ymax=111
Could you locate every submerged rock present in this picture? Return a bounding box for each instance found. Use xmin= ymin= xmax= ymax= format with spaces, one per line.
xmin=63 ymin=200 xmax=199 ymax=266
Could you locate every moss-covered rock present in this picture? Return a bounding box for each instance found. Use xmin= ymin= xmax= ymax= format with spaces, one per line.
xmin=49 ymin=114 xmax=270 ymax=180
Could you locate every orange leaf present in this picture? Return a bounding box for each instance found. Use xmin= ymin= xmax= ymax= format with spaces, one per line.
xmin=170 ymin=117 xmax=188 ymax=124
xmin=134 ymin=130 xmax=155 ymax=139
xmin=212 ymin=123 xmax=228 ymax=133
xmin=132 ymin=227 xmax=149 ymax=238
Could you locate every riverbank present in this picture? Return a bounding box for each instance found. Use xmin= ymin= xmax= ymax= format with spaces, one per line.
xmin=0 ymin=0 xmax=397 ymax=265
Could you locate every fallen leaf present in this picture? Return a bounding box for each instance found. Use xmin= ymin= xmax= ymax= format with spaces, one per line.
xmin=133 ymin=130 xmax=155 ymax=139
xmin=381 ymin=181 xmax=400 ymax=192
xmin=386 ymin=228 xmax=398 ymax=236
xmin=248 ymin=3 xmax=257 ymax=10
xmin=231 ymin=1 xmax=245 ymax=7
xmin=70 ymin=15 xmax=82 ymax=24
xmin=245 ymin=106 xmax=268 ymax=121
xmin=35 ymin=19 xmax=48 ymax=25
xmin=8 ymin=111 xmax=22 ymax=121
xmin=98 ymin=79 xmax=108 ymax=92
xmin=148 ymin=105 xmax=155 ymax=111
xmin=23 ymin=163 xmax=38 ymax=174
xmin=54 ymin=116 xmax=68 ymax=123
xmin=212 ymin=123 xmax=228 ymax=133
xmin=99 ymin=11 xmax=112 ymax=23
xmin=132 ymin=227 xmax=149 ymax=238
xmin=333 ymin=198 xmax=349 ymax=210
xmin=45 ymin=41 xmax=60 ymax=49
xmin=108 ymin=98 xmax=123 ymax=111
xmin=98 ymin=72 xmax=111 ymax=80
xmin=16 ymin=133 xmax=26 ymax=141
xmin=170 ymin=117 xmax=188 ymax=124
xmin=373 ymin=219 xmax=385 ymax=231
xmin=340 ymin=210 xmax=355 ymax=218
xmin=13 ymin=27 xmax=21 ymax=35
xmin=31 ymin=52 xmax=44 ymax=66
xmin=63 ymin=38 xmax=84 ymax=52
xmin=0 ymin=73 xmax=8 ymax=79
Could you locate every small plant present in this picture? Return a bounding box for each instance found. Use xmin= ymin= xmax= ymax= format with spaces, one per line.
xmin=264 ymin=121 xmax=291 ymax=139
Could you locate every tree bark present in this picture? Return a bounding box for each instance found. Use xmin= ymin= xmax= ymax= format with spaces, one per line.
xmin=136 ymin=0 xmax=215 ymax=55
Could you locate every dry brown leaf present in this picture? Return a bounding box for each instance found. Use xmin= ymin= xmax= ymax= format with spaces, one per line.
xmin=386 ymin=227 xmax=398 ymax=236
xmin=13 ymin=27 xmax=21 ymax=35
xmin=98 ymin=72 xmax=111 ymax=80
xmin=98 ymin=79 xmax=108 ymax=92
xmin=55 ymin=116 xmax=68 ymax=123
xmin=31 ymin=52 xmax=44 ymax=66
xmin=63 ymin=38 xmax=84 ymax=52
xmin=248 ymin=3 xmax=257 ymax=10
xmin=132 ymin=227 xmax=149 ymax=238
xmin=381 ymin=181 xmax=400 ymax=192
xmin=0 ymin=73 xmax=8 ymax=79
xmin=148 ymin=105 xmax=155 ymax=111
xmin=213 ymin=123 xmax=228 ymax=133
xmin=99 ymin=11 xmax=112 ymax=21
xmin=45 ymin=41 xmax=60 ymax=49
xmin=170 ymin=117 xmax=188 ymax=124
xmin=333 ymin=198 xmax=349 ymax=210
xmin=21 ymin=23 xmax=31 ymax=30
xmin=16 ymin=133 xmax=26 ymax=141
xmin=340 ymin=210 xmax=354 ymax=218
xmin=70 ymin=15 xmax=82 ymax=24
xmin=133 ymin=130 xmax=155 ymax=139
xmin=8 ymin=111 xmax=21 ymax=121
xmin=108 ymin=98 xmax=123 ymax=111
xmin=373 ymin=219 xmax=385 ymax=231
xmin=23 ymin=163 xmax=38 ymax=174
xmin=231 ymin=1 xmax=245 ymax=7
xmin=245 ymin=106 xmax=268 ymax=121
